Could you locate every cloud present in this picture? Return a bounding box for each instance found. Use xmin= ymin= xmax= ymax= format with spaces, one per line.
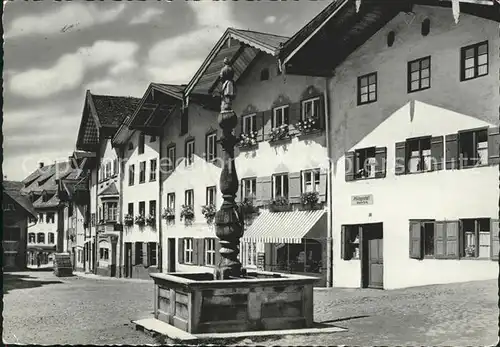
xmin=9 ymin=41 xmax=139 ymax=98
xmin=264 ymin=16 xmax=277 ymax=24
xmin=187 ymin=1 xmax=236 ymax=28
xmin=5 ymin=3 xmax=126 ymax=38
xmin=109 ymin=60 xmax=138 ymax=76
xmin=130 ymin=8 xmax=164 ymax=25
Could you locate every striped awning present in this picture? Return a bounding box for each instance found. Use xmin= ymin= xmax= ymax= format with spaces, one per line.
xmin=242 ymin=209 xmax=326 ymax=244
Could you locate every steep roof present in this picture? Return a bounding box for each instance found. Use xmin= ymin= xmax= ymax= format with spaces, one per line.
xmin=91 ymin=94 xmax=141 ymax=128
xmin=21 ymin=161 xmax=77 ymax=199
xmin=150 ymin=83 xmax=186 ymax=99
xmin=98 ymin=182 xmax=119 ymax=196
xmin=32 ymin=193 xmax=60 ymax=209
xmin=3 ymin=181 xmax=37 ymax=218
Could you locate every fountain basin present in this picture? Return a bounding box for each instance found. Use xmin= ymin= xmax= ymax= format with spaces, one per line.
xmin=150 ymin=271 xmax=318 ymax=334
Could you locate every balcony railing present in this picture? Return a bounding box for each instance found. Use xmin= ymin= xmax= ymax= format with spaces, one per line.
xmin=3 ymin=241 xmax=19 ymax=253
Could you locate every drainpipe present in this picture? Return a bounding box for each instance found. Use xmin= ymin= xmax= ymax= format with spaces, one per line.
xmin=323 ymin=77 xmax=333 ymax=288
xmin=119 ymin=147 xmax=124 ymax=278
xmin=158 ymin=132 xmax=163 ymax=273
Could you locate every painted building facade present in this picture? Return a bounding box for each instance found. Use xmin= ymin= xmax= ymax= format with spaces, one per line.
xmin=280 ymin=0 xmax=500 ymax=289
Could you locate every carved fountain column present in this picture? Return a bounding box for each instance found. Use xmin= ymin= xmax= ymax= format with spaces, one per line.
xmin=214 ymin=58 xmax=246 ymax=280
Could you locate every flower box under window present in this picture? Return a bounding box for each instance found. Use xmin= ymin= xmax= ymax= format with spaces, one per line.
xmin=269 ymin=125 xmax=290 ymax=143
xmin=238 ymin=132 xmax=258 ymax=149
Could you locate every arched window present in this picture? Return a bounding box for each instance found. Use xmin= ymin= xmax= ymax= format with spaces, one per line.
xmin=28 ymin=233 xmax=35 ymax=243
xmin=48 ymin=233 xmax=55 ymax=244
xmin=260 ymin=68 xmax=269 ymax=81
xmin=37 ymin=233 xmax=45 ymax=244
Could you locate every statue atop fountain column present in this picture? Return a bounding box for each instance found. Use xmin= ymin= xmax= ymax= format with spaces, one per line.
xmin=214 ymin=57 xmax=246 ymax=280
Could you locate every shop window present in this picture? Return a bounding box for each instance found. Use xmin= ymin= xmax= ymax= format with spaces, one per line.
xmin=460 ymin=41 xmax=488 ymax=81
xmin=184 ymin=238 xmax=194 ymax=264
xmin=46 ymin=212 xmax=55 ymax=224
xmin=139 ymin=161 xmax=146 ymax=183
xmin=408 ymin=56 xmax=431 ymax=93
xmin=138 ymin=133 xmax=145 ymax=155
xmin=150 ymin=159 xmax=157 ymax=182
xmin=357 ymin=72 xmax=377 ymax=105
xmin=148 ymin=242 xmax=157 ymax=266
xmin=206 ymin=186 xmax=216 ymax=205
xmin=128 ymin=165 xmax=135 ymax=186
xmin=459 ymin=128 xmax=488 ymax=168
xmin=205 ymin=238 xmax=216 ymax=266
xmin=242 ymin=242 xmax=257 ymax=267
xmin=341 ymin=225 xmax=360 ymax=260
xmin=272 ymin=173 xmax=289 ymax=199
xmin=241 ymin=178 xmax=256 ymax=201
xmin=275 ymin=240 xmax=322 ymax=273
xmin=48 ymin=232 xmax=55 ymax=244
xmin=302 ymin=169 xmax=320 ymax=193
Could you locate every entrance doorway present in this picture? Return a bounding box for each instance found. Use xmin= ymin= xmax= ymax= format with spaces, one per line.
xmin=168 ymin=238 xmax=176 ymax=272
xmin=360 ymin=223 xmax=384 ymax=289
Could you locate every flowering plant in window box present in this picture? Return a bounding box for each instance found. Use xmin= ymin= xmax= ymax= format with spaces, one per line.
xmin=238 ymin=197 xmax=259 ymax=221
xmin=465 ymin=245 xmax=476 ymax=257
xmin=134 ymin=214 xmax=145 ymax=226
xmin=238 ymin=132 xmax=258 ymax=148
xmin=269 ymin=124 xmax=289 ymax=142
xmin=146 ymin=215 xmax=156 ymax=227
xmin=124 ymin=214 xmax=134 ymax=227
xmin=201 ymin=204 xmax=217 ymax=225
xmin=295 ymin=116 xmax=319 ymax=134
xmin=270 ymin=196 xmax=292 ymax=212
xmin=301 ymin=191 xmax=319 ymax=208
xmin=180 ymin=205 xmax=195 ymax=225
xmin=161 ymin=208 xmax=175 ymax=221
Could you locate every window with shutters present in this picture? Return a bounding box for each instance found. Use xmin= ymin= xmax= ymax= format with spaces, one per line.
xmin=167 ymin=193 xmax=175 ymax=210
xmin=206 ymin=186 xmax=216 ymax=205
xmin=302 ymin=169 xmax=320 ymax=193
xmin=46 ymin=212 xmax=55 ymax=224
xmin=105 ymin=202 xmax=118 ymax=221
xmin=185 ymin=189 xmax=194 ymax=207
xmin=149 ymin=200 xmax=156 ymax=217
xmin=37 ymin=232 xmax=45 ymax=243
xmin=128 ymin=165 xmax=135 ymax=186
xmin=148 ymin=242 xmax=157 ymax=266
xmin=185 ymin=140 xmax=195 ymax=166
xmin=128 ymin=202 xmax=134 ymax=216
xmin=461 ymin=218 xmax=490 ymax=258
xmin=354 ymin=147 xmax=376 ymax=179
xmin=184 ymin=238 xmax=194 ymax=264
xmin=407 ymin=56 xmax=431 ymax=93
xmin=458 ymin=128 xmax=488 ymax=168
xmin=48 ymin=232 xmax=55 ymax=244
xmin=242 ymin=114 xmax=256 ymax=135
xmin=273 ymin=173 xmax=289 ymax=199
xmin=205 ymin=238 xmax=216 ymax=266
xmin=357 ymin=72 xmax=377 ymax=105
xmin=167 ymin=145 xmax=176 ymax=172
xmin=38 ymin=213 xmax=44 ymax=223
xmin=135 ymin=242 xmax=143 ymax=264
xmin=29 ymin=233 xmax=36 ymax=243
xmin=301 ymin=97 xmax=321 ymax=121
xmin=138 ymin=133 xmax=145 ymax=155
xmin=242 ymin=178 xmax=257 ymax=201
xmin=206 ymin=132 xmax=217 ymax=162
xmin=460 ymin=41 xmax=488 ymax=81
xmin=406 ymin=137 xmax=432 ymax=173
xmin=139 ymin=161 xmax=146 ymax=183
xmin=273 ymin=105 xmax=289 ymax=128
xmin=150 ymin=159 xmax=157 ymax=181
xmin=341 ymin=225 xmax=360 ymax=260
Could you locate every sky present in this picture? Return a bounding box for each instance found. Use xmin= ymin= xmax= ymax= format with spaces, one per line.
xmin=2 ymin=0 xmax=331 ymax=181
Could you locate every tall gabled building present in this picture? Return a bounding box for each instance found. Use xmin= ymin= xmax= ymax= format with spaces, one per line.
xmin=75 ymin=90 xmax=141 ymax=276
xmin=279 ymin=0 xmax=500 ymax=289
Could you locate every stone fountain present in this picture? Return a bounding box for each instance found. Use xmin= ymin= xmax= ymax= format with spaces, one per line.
xmin=147 ymin=58 xmax=318 ymax=337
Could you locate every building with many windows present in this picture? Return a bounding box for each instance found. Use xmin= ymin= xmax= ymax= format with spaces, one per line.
xmin=75 ymin=90 xmax=141 ymax=276
xmin=279 ymin=0 xmax=499 ymax=289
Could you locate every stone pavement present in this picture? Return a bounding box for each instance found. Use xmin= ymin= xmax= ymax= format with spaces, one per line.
xmin=2 ymin=270 xmax=498 ymax=346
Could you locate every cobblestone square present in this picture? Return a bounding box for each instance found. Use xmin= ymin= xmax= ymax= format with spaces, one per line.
xmin=2 ymin=271 xmax=497 ymax=345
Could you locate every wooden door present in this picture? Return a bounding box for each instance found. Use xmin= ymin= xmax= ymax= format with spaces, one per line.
xmin=364 ymin=224 xmax=383 ymax=289
xmin=168 ymin=238 xmax=176 ymax=272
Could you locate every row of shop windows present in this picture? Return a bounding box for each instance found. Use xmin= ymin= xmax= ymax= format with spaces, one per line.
xmin=128 ymin=158 xmax=157 ymax=185
xmin=357 ymin=41 xmax=488 ymax=105
xmin=28 ymin=232 xmax=55 ymax=244
xmin=345 ymin=125 xmax=499 ymax=181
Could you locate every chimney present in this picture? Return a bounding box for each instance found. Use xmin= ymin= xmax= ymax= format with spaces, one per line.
xmin=39 ymin=162 xmax=44 ymax=169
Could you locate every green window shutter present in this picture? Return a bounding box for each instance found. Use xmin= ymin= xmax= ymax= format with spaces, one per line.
xmin=374 ymin=147 xmax=387 ymax=178
xmin=255 ymin=112 xmax=264 ymax=142
xmin=319 ymin=171 xmax=327 ymax=202
xmin=178 ymin=238 xmax=184 ymax=264
xmin=487 ymin=126 xmax=500 ymax=165
xmin=409 ymin=221 xmax=423 ymax=260
xmin=445 ymin=133 xmax=458 ymax=170
xmin=288 ymin=102 xmax=301 ymax=133
xmin=444 ymin=221 xmax=460 ymax=259
xmin=288 ymin=172 xmax=301 ymax=203
xmin=263 ymin=110 xmax=273 ymax=141
xmin=345 ymin=152 xmax=355 ymax=182
xmin=491 ymin=219 xmax=499 ymax=261
xmin=142 ymin=242 xmax=149 ymax=266
xmin=197 ymin=238 xmax=205 ymax=266
xmin=434 ymin=221 xmax=446 ymax=259
xmin=395 ymin=142 xmax=406 ymax=175
xmin=256 ymin=176 xmax=272 ymax=206
xmin=430 ymin=136 xmax=444 ymax=171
